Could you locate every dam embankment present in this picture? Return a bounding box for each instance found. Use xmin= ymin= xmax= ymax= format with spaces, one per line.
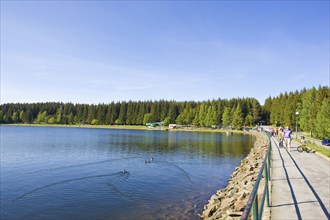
xmin=200 ymin=131 xmax=269 ymax=219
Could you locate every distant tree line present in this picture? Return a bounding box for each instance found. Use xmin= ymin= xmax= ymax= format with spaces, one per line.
xmin=1 ymin=86 xmax=329 ymax=138
xmin=264 ymin=85 xmax=329 ymax=139
xmin=0 ymin=98 xmax=263 ymax=130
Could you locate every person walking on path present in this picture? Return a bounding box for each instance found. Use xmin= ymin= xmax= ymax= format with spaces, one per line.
xmin=283 ymin=126 xmax=293 ymax=151
xmin=278 ymin=127 xmax=284 ymax=147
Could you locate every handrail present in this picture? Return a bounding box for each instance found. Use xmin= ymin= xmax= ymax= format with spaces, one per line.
xmin=241 ymin=131 xmax=271 ymax=220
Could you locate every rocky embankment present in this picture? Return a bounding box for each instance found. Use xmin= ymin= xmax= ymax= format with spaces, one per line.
xmin=199 ymin=131 xmax=269 ymax=219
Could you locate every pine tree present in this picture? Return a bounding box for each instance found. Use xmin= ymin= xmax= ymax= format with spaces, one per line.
xmin=105 ymin=104 xmax=112 ymax=125
xmin=244 ymin=114 xmax=253 ymax=126
xmin=283 ymin=94 xmax=296 ymax=128
xmin=315 ymin=85 xmax=330 ymax=114
xmin=222 ymin=107 xmax=231 ymax=127
xmin=11 ymin=112 xmax=19 ymax=123
xmin=136 ymin=102 xmax=146 ymax=125
xmin=48 ymin=117 xmax=55 ymax=124
xmin=315 ymin=98 xmax=330 ymax=138
xmin=96 ymin=104 xmax=106 ymax=124
xmin=82 ymin=105 xmax=89 ymax=124
xmin=118 ymin=102 xmax=127 ymax=125
xmin=87 ymin=105 xmax=95 ymax=124
xmin=300 ymin=88 xmax=317 ymax=132
xmin=0 ymin=110 xmax=5 ymax=123
xmin=251 ymin=99 xmax=261 ymax=124
xmin=160 ymin=100 xmax=169 ymax=122
xmin=231 ymin=104 xmax=243 ymax=130
xmin=67 ymin=112 xmax=74 ymax=124
xmin=163 ymin=117 xmax=170 ymax=126
xmin=143 ymin=113 xmax=154 ymax=125
xmin=186 ymin=108 xmax=196 ymax=125
xmin=75 ymin=105 xmax=84 ymax=124
xmin=168 ymin=103 xmax=177 ymax=124
xmin=262 ymin=96 xmax=272 ymax=124
xmin=192 ymin=109 xmax=199 ymax=126
xmin=176 ymin=110 xmax=185 ymax=125
xmin=19 ymin=111 xmax=24 ymax=123
xmin=198 ymin=103 xmax=207 ymax=127
xmin=91 ymin=119 xmax=99 ymax=125
xmin=126 ymin=101 xmax=135 ymax=125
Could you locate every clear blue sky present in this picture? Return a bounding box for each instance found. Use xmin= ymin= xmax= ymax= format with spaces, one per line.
xmin=1 ymin=1 xmax=329 ymax=105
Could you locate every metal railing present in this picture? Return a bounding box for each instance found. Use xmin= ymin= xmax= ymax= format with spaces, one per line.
xmin=241 ymin=132 xmax=271 ymax=220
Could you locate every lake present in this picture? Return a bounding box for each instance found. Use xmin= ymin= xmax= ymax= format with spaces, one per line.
xmin=0 ymin=126 xmax=254 ymax=219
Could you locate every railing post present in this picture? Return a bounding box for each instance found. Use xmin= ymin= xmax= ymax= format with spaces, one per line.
xmin=266 ymin=134 xmax=271 ymax=209
xmin=267 ymin=145 xmax=272 ymax=173
xmin=265 ymin=162 xmax=270 ymax=207
xmin=253 ymin=195 xmax=258 ymax=220
xmin=267 ymin=135 xmax=271 ymax=180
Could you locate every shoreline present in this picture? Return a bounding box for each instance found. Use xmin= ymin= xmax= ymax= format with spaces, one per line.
xmin=1 ymin=123 xmax=245 ymax=134
xmin=200 ymin=131 xmax=269 ymax=219
xmin=1 ymin=123 xmax=149 ymax=130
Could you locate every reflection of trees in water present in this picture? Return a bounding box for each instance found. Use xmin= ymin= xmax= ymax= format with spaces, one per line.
xmin=103 ymin=131 xmax=254 ymax=157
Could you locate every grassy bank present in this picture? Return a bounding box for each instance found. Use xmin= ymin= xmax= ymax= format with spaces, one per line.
xmin=1 ymin=123 xmax=150 ymax=130
xmin=1 ymin=123 xmax=244 ymax=134
xmin=305 ymin=142 xmax=330 ymax=158
xmin=293 ymin=138 xmax=330 ymax=158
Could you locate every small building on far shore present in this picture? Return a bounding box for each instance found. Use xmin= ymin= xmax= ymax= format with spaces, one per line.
xmin=146 ymin=122 xmax=163 ymax=128
xmin=169 ymin=124 xmax=177 ymax=129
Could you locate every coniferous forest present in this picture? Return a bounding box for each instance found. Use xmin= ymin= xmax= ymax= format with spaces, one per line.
xmin=1 ymin=86 xmax=329 ymax=138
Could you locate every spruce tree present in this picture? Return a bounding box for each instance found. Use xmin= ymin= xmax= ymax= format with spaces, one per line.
xmin=0 ymin=111 xmax=4 ymax=123
xmin=231 ymin=104 xmax=243 ymax=130
xmin=117 ymin=102 xmax=127 ymax=125
xmin=222 ymin=107 xmax=231 ymax=127
xmin=300 ymin=88 xmax=317 ymax=132
xmin=11 ymin=112 xmax=19 ymax=123
xmin=315 ymin=98 xmax=330 ymax=138
xmin=244 ymin=114 xmax=253 ymax=126
xmin=126 ymin=101 xmax=134 ymax=125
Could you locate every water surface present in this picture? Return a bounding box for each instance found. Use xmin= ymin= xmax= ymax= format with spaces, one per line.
xmin=0 ymin=126 xmax=254 ymax=219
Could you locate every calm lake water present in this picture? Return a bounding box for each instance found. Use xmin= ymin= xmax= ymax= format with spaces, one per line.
xmin=0 ymin=126 xmax=254 ymax=220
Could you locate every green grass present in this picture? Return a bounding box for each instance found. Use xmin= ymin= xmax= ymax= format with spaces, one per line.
xmin=2 ymin=123 xmax=151 ymax=130
xmin=307 ymin=142 xmax=330 ymax=158
xmin=293 ymin=138 xmax=330 ymax=158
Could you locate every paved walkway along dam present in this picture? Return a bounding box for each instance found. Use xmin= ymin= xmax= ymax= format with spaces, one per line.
xmin=270 ymin=136 xmax=330 ymax=220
